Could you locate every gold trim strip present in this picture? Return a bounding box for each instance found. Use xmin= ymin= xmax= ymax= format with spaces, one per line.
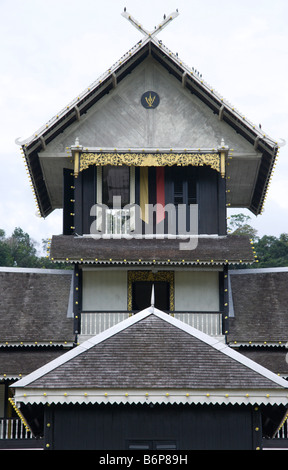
xmin=8 ymin=397 xmax=31 ymax=433
xmin=80 ymin=153 xmax=221 ymax=173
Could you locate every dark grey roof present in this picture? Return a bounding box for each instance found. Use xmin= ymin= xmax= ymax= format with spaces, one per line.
xmin=16 ymin=311 xmax=287 ymax=391
xmin=0 ymin=268 xmax=74 ymax=344
xmin=50 ymin=234 xmax=255 ymax=265
xmin=228 ymin=269 xmax=288 ymax=343
xmin=238 ymin=349 xmax=288 ymax=378
xmin=0 ymin=349 xmax=68 ymax=379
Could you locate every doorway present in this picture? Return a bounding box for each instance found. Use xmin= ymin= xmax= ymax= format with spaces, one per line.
xmin=128 ymin=271 xmax=174 ymax=312
xmin=132 ymin=281 xmax=170 ymax=311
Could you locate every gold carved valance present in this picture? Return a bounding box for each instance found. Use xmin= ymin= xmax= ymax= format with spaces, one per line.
xmin=76 ymin=152 xmax=225 ymax=177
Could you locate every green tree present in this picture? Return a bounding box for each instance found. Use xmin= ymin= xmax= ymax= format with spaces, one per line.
xmin=0 ymin=228 xmax=68 ymax=269
xmin=6 ymin=227 xmax=38 ymax=267
xmin=0 ymin=229 xmax=13 ymax=266
xmin=228 ymin=213 xmax=258 ymax=239
xmin=228 ymin=214 xmax=288 ymax=268
xmin=254 ymin=233 xmax=288 ymax=268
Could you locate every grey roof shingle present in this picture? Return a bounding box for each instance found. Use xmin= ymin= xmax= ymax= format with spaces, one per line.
xmin=0 ymin=268 xmax=74 ymax=344
xmin=238 ymin=350 xmax=288 ymax=377
xmin=50 ymin=234 xmax=255 ymax=265
xmin=0 ymin=349 xmax=69 ymax=378
xmin=228 ymin=269 xmax=288 ymax=343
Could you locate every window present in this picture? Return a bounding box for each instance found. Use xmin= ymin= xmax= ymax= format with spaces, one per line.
xmin=102 ymin=165 xmax=130 ymax=208
xmin=172 ymin=166 xmax=197 ymax=206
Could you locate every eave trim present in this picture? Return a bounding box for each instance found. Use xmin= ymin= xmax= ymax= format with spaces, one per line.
xmin=14 ymin=387 xmax=288 ymax=407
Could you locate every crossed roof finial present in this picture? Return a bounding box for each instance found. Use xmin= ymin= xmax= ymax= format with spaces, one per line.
xmin=121 ymin=8 xmax=179 ymax=39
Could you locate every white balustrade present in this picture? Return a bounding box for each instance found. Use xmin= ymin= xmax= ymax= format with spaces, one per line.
xmin=105 ymin=208 xmax=130 ymax=235
xmin=0 ymin=418 xmax=32 ymax=440
xmin=80 ymin=312 xmax=223 ymax=337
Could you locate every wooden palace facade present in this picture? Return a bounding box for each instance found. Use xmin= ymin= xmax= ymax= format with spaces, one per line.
xmin=1 ymin=11 xmax=287 ymax=450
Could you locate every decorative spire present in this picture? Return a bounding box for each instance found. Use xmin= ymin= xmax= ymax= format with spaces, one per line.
xmin=121 ymin=9 xmax=179 ymax=39
xmin=151 ymin=284 xmax=155 ymax=311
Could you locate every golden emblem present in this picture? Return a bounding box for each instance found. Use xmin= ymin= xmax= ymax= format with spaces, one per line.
xmin=141 ymin=91 xmax=160 ymax=109
xmin=145 ymin=93 xmax=156 ymax=107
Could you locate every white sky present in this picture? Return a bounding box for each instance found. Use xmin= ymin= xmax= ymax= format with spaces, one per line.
xmin=1 ymin=0 xmax=288 ymax=252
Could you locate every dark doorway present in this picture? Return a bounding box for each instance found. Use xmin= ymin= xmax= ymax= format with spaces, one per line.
xmin=132 ymin=281 xmax=170 ymax=311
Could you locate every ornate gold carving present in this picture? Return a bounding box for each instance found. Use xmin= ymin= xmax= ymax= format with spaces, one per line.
xmin=127 ymin=271 xmax=174 ymax=312
xmin=79 ymin=152 xmax=221 ymax=173
xmin=145 ymin=93 xmax=156 ymax=108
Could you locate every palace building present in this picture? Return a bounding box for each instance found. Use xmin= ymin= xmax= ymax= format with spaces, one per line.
xmin=1 ymin=11 xmax=287 ymax=450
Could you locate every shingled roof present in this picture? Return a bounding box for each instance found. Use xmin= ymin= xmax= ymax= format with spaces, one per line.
xmin=227 ymin=268 xmax=288 ymax=379
xmin=228 ymin=268 xmax=288 ymax=344
xmin=49 ymin=234 xmax=255 ymax=266
xmin=0 ymin=268 xmax=74 ymax=345
xmin=13 ymin=308 xmax=288 ymax=407
xmin=0 ymin=268 xmax=74 ymax=380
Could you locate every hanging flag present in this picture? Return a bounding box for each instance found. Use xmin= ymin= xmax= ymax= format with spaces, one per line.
xmin=156 ymin=167 xmax=165 ymax=223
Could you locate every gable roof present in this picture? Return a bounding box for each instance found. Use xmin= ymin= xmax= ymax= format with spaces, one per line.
xmin=18 ymin=33 xmax=279 ymax=218
xmin=13 ymin=307 xmax=288 ymax=407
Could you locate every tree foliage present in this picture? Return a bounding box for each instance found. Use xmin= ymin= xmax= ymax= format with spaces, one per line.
xmin=228 ymin=214 xmax=258 ymax=239
xmin=228 ymin=214 xmax=288 ymax=268
xmin=0 ymin=227 xmax=67 ymax=269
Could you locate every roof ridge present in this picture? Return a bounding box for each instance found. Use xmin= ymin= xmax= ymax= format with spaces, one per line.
xmin=17 ymin=35 xmax=276 ymax=149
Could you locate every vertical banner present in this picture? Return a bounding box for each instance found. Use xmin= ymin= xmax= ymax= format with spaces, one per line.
xmin=156 ymin=167 xmax=165 ymax=223
xmin=140 ymin=167 xmax=149 ymax=223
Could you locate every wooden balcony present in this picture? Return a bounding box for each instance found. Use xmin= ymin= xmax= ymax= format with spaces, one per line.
xmin=80 ymin=311 xmax=224 ymax=338
xmin=0 ymin=418 xmax=43 ymax=449
xmin=0 ymin=418 xmax=32 ymax=440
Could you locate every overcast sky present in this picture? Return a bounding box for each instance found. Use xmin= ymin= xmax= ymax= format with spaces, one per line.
xmin=1 ymin=0 xmax=287 ymax=253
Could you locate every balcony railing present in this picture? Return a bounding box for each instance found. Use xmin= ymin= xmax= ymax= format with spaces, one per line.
xmin=274 ymin=419 xmax=288 ymax=439
xmin=105 ymin=208 xmax=130 ymax=235
xmin=0 ymin=418 xmax=32 ymax=440
xmin=80 ymin=311 xmax=223 ymax=337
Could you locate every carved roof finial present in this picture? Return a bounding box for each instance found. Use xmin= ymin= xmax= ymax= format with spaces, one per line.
xmin=121 ymin=9 xmax=179 ymax=39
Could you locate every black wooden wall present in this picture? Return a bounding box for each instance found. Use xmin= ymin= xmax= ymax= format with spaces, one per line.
xmin=44 ymin=403 xmax=261 ymax=450
xmin=63 ymin=165 xmax=227 ymax=236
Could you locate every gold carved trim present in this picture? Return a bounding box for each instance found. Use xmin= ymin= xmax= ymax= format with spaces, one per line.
xmin=127 ymin=271 xmax=174 ymax=312
xmin=79 ymin=152 xmax=222 ymax=174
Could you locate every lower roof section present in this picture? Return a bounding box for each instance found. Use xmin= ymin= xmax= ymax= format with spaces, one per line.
xmin=12 ymin=308 xmax=288 ymax=407
xmin=0 ymin=268 xmax=74 ymax=345
xmin=228 ymin=268 xmax=288 ymax=344
xmin=49 ymin=234 xmax=255 ymax=266
xmin=0 ymin=348 xmax=70 ymax=381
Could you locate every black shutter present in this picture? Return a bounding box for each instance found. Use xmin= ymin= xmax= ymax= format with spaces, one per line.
xmin=63 ymin=168 xmax=75 ymax=235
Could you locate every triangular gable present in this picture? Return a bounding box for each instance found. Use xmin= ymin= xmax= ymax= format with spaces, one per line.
xmin=13 ymin=307 xmax=288 ymax=406
xmin=18 ymin=34 xmax=279 ymax=218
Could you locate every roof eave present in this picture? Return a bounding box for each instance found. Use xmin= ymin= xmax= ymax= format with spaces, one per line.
xmin=13 ymin=387 xmax=288 ymax=407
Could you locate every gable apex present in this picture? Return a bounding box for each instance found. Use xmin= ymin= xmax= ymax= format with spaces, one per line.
xmin=18 ymin=29 xmax=279 ymax=218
